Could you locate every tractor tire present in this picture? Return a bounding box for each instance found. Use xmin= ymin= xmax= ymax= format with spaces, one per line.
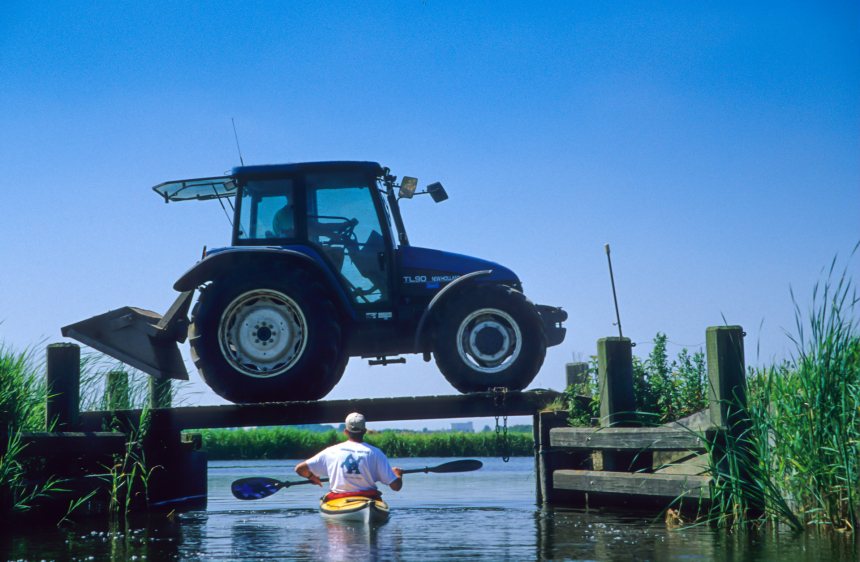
xmin=189 ymin=268 xmax=347 ymax=403
xmin=432 ymin=285 xmax=547 ymax=393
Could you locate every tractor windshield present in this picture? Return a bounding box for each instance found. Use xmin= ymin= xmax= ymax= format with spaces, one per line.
xmin=152 ymin=176 xmax=237 ymax=202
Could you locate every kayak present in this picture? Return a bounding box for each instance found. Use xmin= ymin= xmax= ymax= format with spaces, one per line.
xmin=319 ymin=496 xmax=390 ymax=524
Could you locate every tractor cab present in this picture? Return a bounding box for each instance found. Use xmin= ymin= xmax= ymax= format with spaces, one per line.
xmin=154 ymin=161 xmax=450 ymax=308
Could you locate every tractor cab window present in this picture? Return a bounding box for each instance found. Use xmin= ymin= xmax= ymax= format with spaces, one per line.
xmin=306 ymin=174 xmax=389 ymax=304
xmin=237 ymin=179 xmax=296 ymax=241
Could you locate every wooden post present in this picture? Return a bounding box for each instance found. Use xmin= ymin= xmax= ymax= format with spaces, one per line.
xmin=706 ymin=326 xmax=747 ymax=428
xmin=46 ymin=343 xmax=80 ymax=431
xmin=106 ymin=370 xmax=129 ymax=411
xmin=565 ymin=362 xmax=589 ymax=388
xmin=706 ymin=325 xmax=762 ymax=517
xmin=597 ymin=337 xmax=650 ymax=472
xmin=149 ymin=378 xmax=172 ymax=409
xmin=597 ymin=337 xmax=635 ymax=427
xmin=537 ymin=411 xmax=588 ymax=506
xmin=533 ymin=413 xmax=543 ymax=506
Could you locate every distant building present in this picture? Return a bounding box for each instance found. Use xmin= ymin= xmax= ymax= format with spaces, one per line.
xmin=450 ymin=421 xmax=474 ymax=433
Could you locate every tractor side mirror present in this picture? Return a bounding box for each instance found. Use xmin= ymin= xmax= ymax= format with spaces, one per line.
xmin=427 ymin=182 xmax=448 ymax=203
xmin=399 ymin=177 xmax=418 ymax=199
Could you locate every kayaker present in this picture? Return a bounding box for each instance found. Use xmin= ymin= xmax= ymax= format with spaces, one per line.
xmin=295 ymin=412 xmax=403 ymax=500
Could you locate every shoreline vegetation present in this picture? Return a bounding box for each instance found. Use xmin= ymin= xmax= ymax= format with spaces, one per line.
xmin=2 ymin=249 xmax=857 ymax=533
xmin=198 ymin=426 xmax=535 ymax=460
xmin=194 ymin=426 xmax=534 ymax=460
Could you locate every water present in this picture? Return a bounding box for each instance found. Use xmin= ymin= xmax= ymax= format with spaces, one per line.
xmin=2 ymin=458 xmax=856 ymax=560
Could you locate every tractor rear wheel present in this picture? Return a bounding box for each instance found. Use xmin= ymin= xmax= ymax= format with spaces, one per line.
xmin=189 ymin=268 xmax=347 ymax=403
xmin=432 ymin=285 xmax=546 ymax=393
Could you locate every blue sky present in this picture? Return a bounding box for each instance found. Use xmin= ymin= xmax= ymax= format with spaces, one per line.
xmin=1 ymin=2 xmax=858 ymax=429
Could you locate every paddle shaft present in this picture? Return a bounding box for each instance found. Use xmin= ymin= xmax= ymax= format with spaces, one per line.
xmin=291 ymin=460 xmax=477 ymax=486
xmin=231 ymin=459 xmax=482 ymax=499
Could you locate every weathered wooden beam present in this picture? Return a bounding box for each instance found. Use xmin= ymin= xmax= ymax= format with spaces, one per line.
xmin=549 ymin=427 xmax=712 ymax=451
xmin=553 ymin=470 xmax=711 ymax=500
xmin=77 ymin=390 xmax=562 ymax=432
xmin=19 ymin=431 xmax=127 ymax=457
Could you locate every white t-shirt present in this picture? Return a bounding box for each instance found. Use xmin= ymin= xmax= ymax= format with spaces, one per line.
xmin=305 ymin=440 xmax=398 ymax=493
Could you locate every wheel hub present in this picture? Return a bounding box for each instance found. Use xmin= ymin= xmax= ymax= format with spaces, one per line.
xmin=456 ymin=308 xmax=522 ymax=373
xmin=218 ymin=289 xmax=307 ymax=378
xmin=471 ymin=321 xmax=509 ymax=360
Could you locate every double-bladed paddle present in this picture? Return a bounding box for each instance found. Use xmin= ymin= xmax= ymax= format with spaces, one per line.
xmin=231 ymin=459 xmax=483 ymax=500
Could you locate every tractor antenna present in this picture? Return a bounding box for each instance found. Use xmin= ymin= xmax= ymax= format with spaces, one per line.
xmin=231 ymin=118 xmax=245 ymax=167
xmin=604 ymin=243 xmax=623 ymax=338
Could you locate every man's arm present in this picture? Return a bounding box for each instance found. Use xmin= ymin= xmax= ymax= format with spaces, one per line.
xmin=295 ymin=461 xmax=322 ymax=487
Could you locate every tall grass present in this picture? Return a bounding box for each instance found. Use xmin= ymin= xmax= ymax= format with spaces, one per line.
xmin=200 ymin=427 xmax=535 ymax=459
xmin=0 ymin=344 xmax=47 ymax=432
xmin=703 ymin=251 xmax=859 ymax=532
xmin=0 ymin=343 xmax=59 ymax=514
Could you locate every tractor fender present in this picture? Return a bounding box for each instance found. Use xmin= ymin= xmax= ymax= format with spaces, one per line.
xmin=173 ymin=247 xmax=356 ymax=319
xmin=413 ymin=269 xmax=493 ymax=351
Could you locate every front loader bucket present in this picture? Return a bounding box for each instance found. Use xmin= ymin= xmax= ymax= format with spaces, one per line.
xmin=61 ymin=291 xmax=194 ymax=381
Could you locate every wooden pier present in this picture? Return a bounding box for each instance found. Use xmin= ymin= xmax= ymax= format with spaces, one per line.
xmin=536 ymin=326 xmax=749 ymax=512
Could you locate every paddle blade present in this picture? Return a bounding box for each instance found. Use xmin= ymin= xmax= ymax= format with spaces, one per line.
xmin=427 ymin=459 xmax=483 ymax=473
xmin=231 ymin=477 xmax=285 ymax=500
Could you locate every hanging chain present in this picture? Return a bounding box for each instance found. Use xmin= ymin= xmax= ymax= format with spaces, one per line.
xmin=493 ymin=387 xmax=511 ymax=462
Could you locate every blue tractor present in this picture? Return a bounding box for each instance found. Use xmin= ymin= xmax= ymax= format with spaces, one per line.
xmin=63 ymin=161 xmax=567 ymax=403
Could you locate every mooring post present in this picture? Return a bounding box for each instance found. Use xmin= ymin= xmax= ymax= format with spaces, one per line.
xmin=46 ymin=343 xmax=81 ymax=431
xmin=597 ymin=337 xmax=650 ymax=472
xmin=149 ymin=378 xmax=172 ymax=409
xmin=706 ymin=326 xmax=747 ymax=428
xmin=597 ymin=337 xmax=635 ymax=427
xmin=706 ymin=325 xmax=762 ymax=516
xmin=105 ymin=370 xmax=130 ymax=411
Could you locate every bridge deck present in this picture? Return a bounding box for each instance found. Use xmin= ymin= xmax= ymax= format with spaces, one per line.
xmin=77 ymin=389 xmax=563 ymax=432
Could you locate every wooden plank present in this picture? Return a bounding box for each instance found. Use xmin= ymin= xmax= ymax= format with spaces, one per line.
xmin=77 ymin=390 xmax=562 ymax=432
xmin=549 ymin=427 xmax=711 ymax=450
xmin=19 ymin=432 xmax=127 ymax=457
xmin=654 ymin=454 xmax=710 ymax=476
xmin=553 ymin=470 xmax=711 ymax=499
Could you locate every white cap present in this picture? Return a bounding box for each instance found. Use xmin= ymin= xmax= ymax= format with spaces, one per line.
xmin=345 ymin=412 xmax=366 ymax=433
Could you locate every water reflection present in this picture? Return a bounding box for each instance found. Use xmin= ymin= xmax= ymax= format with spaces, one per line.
xmin=3 ymin=459 xmax=858 ymax=561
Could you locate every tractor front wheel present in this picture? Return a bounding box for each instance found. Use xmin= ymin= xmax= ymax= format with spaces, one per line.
xmin=433 ymin=286 xmax=546 ymax=393
xmin=189 ymin=269 xmax=347 ymax=403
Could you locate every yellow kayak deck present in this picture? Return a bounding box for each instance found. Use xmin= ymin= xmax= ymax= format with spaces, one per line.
xmin=319 ymin=496 xmax=390 ymax=523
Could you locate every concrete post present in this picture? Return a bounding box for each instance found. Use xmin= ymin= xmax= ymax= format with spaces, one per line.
xmin=46 ymin=343 xmax=80 ymax=431
xmin=106 ymin=370 xmax=129 ymax=411
xmin=149 ymin=378 xmax=172 ymax=409
xmin=565 ymin=362 xmax=589 ymax=388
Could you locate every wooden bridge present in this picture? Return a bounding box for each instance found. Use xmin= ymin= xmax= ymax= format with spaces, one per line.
xmin=17 ymin=325 xmax=752 ymax=516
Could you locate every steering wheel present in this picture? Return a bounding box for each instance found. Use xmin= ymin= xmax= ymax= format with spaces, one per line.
xmin=309 ymin=215 xmax=358 ymax=245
